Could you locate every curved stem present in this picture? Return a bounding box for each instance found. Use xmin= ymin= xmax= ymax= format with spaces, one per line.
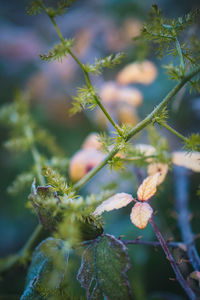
xmin=150 ymin=217 xmax=196 ymax=300
xmin=74 ymin=65 xmax=200 ymax=191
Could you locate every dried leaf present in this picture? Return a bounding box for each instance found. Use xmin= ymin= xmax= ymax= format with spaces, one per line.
xmin=77 ymin=234 xmax=133 ymax=300
xmin=137 ymin=172 xmax=160 ymax=201
xmin=93 ymin=193 xmax=133 ymax=216
xmin=172 ymin=151 xmax=200 ymax=172
xmin=130 ymin=202 xmax=153 ymax=229
xmin=147 ymin=163 xmax=168 ymax=185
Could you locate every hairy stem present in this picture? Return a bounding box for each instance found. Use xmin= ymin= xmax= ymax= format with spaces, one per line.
xmin=74 ymin=64 xmax=200 ymax=191
xmin=160 ymin=122 xmax=188 ymax=143
xmin=41 ymin=4 xmax=123 ymax=136
xmin=150 ymin=217 xmax=196 ymax=300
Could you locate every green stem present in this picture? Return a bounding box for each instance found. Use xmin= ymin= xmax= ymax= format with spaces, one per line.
xmin=0 ymin=224 xmax=43 ymax=274
xmin=42 ymin=7 xmax=122 ymax=136
xmin=160 ymin=122 xmax=187 ymax=143
xmin=74 ymin=65 xmax=200 ymax=190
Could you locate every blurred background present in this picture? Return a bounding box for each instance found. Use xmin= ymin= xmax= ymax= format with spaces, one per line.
xmin=0 ymin=0 xmax=200 ymax=299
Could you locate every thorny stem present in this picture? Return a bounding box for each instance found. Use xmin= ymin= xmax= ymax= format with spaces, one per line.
xmin=41 ymin=4 xmax=123 ymax=136
xmin=150 ymin=217 xmax=196 ymax=300
xmin=160 ymin=122 xmax=188 ymax=143
xmin=74 ymin=64 xmax=200 ymax=191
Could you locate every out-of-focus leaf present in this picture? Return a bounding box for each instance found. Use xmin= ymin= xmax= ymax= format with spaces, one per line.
xmin=77 ymin=234 xmax=133 ymax=300
xmin=20 ymin=238 xmax=71 ymax=300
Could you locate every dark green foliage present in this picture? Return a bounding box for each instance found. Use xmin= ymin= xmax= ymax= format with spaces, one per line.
xmin=21 ymin=238 xmax=73 ymax=299
xmin=77 ymin=234 xmax=133 ymax=300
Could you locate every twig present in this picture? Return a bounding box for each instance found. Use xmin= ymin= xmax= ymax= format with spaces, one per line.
xmin=40 ymin=3 xmax=123 ymax=136
xmin=174 ymin=166 xmax=200 ymax=271
xmin=74 ymin=64 xmax=200 ymax=191
xmin=160 ymin=122 xmax=188 ymax=143
xmin=123 ymin=239 xmax=185 ymax=249
xmin=150 ymin=217 xmax=196 ymax=300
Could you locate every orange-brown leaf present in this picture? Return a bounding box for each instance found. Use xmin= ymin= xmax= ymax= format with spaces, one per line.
xmin=130 ymin=202 xmax=153 ymax=229
xmin=137 ymin=172 xmax=160 ymax=201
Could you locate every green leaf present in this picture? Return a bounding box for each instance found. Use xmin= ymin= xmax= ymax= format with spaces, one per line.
xmin=20 ymin=238 xmax=72 ymax=300
xmin=184 ymin=133 xmax=200 ymax=152
xmin=77 ymin=234 xmax=133 ymax=300
xmin=85 ymin=52 xmax=126 ymax=75
xmin=69 ymin=86 xmax=97 ymax=115
xmin=40 ymin=39 xmax=74 ymax=62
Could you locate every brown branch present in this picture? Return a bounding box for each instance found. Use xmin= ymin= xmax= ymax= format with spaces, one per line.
xmin=150 ymin=217 xmax=196 ymax=300
xmin=123 ymin=239 xmax=186 ymax=249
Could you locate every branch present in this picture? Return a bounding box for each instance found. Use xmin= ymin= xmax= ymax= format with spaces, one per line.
xmin=40 ymin=3 xmax=123 ymax=136
xmin=150 ymin=217 xmax=196 ymax=300
xmin=123 ymin=239 xmax=186 ymax=249
xmin=74 ymin=64 xmax=200 ymax=191
xmin=160 ymin=122 xmax=188 ymax=143
xmin=174 ymin=166 xmax=200 ymax=271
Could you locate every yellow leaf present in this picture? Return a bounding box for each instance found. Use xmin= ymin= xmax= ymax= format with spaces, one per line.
xmin=147 ymin=163 xmax=168 ymax=185
xmin=137 ymin=172 xmax=160 ymax=201
xmin=130 ymin=202 xmax=153 ymax=229
xmin=93 ymin=193 xmax=133 ymax=216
